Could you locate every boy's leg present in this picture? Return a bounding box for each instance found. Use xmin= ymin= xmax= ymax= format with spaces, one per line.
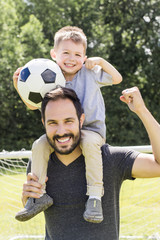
xmin=80 ymin=130 xmax=105 ymax=223
xmin=31 ymin=134 xmax=53 ymax=192
xmin=15 ymin=134 xmax=54 ymax=222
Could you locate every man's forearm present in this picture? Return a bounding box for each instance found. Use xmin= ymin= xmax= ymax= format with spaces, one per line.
xmin=120 ymin=87 xmax=160 ymax=164
xmin=137 ymin=106 xmax=160 ymax=164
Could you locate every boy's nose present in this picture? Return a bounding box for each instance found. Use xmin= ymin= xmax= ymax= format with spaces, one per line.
xmin=69 ymin=54 xmax=75 ymax=61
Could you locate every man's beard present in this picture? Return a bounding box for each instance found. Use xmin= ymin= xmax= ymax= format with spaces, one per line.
xmin=46 ymin=130 xmax=81 ymax=155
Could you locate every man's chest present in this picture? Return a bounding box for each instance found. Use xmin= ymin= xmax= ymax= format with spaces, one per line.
xmin=46 ymin=157 xmax=87 ymax=206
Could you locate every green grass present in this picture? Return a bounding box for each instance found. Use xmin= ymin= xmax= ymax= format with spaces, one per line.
xmin=0 ymin=173 xmax=45 ymax=240
xmin=0 ymin=173 xmax=160 ymax=239
xmin=120 ymin=178 xmax=160 ymax=239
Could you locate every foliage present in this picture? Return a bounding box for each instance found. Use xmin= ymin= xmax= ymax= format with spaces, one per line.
xmin=0 ymin=0 xmax=48 ymax=151
xmin=0 ymin=0 xmax=160 ymax=150
xmin=100 ymin=0 xmax=160 ymax=145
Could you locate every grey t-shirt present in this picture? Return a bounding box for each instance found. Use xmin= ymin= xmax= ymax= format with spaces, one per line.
xmin=65 ymin=65 xmax=113 ymax=138
xmin=28 ymin=144 xmax=139 ymax=240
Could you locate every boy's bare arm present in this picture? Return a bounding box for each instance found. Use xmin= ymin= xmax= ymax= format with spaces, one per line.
xmin=13 ymin=68 xmax=38 ymax=110
xmin=85 ymin=57 xmax=122 ymax=84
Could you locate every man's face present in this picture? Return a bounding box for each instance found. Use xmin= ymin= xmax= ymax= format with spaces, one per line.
xmin=50 ymin=39 xmax=87 ymax=76
xmin=43 ymin=98 xmax=84 ymax=155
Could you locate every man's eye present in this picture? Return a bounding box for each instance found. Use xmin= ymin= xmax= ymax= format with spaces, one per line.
xmin=66 ymin=120 xmax=73 ymax=124
xmin=48 ymin=122 xmax=57 ymax=125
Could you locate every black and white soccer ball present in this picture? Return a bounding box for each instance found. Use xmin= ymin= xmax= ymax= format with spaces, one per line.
xmin=17 ymin=58 xmax=66 ymax=108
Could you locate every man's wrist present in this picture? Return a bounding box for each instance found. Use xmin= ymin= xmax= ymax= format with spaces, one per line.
xmin=136 ymin=105 xmax=150 ymax=120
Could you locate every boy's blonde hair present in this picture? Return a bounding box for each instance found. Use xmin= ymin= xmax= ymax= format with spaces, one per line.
xmin=54 ymin=26 xmax=87 ymax=53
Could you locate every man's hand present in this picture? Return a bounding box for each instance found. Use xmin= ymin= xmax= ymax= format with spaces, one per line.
xmin=120 ymin=86 xmax=146 ymax=115
xmin=22 ymin=173 xmax=44 ymax=206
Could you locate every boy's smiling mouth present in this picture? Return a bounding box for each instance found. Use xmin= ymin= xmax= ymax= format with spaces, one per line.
xmin=65 ymin=63 xmax=75 ymax=67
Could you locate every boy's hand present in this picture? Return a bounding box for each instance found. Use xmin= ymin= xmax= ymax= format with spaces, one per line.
xmin=85 ymin=57 xmax=102 ymax=70
xmin=85 ymin=57 xmax=122 ymax=84
xmin=13 ymin=67 xmax=38 ymax=110
xmin=13 ymin=67 xmax=22 ymax=92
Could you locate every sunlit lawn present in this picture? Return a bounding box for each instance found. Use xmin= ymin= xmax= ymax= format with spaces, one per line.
xmin=120 ymin=178 xmax=160 ymax=239
xmin=0 ymin=174 xmax=45 ymax=240
xmin=0 ymin=173 xmax=160 ymax=240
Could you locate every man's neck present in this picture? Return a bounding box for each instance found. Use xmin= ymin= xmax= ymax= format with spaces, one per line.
xmin=55 ymin=146 xmax=82 ymax=166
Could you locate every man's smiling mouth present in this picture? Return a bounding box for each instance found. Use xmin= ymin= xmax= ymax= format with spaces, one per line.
xmin=56 ymin=137 xmax=71 ymax=143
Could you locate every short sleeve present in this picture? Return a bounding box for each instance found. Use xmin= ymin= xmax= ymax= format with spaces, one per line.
xmin=102 ymin=144 xmax=140 ymax=181
xmin=92 ymin=65 xmax=113 ymax=87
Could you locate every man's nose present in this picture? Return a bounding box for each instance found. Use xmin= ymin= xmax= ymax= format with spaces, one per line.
xmin=56 ymin=124 xmax=66 ymax=136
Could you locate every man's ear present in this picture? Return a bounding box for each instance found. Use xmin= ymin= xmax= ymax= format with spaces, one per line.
xmin=50 ymin=48 xmax=56 ymax=60
xmin=80 ymin=113 xmax=85 ymax=128
xmin=41 ymin=118 xmax=45 ymax=126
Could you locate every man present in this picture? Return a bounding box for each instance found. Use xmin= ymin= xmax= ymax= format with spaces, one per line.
xmin=22 ymin=86 xmax=160 ymax=240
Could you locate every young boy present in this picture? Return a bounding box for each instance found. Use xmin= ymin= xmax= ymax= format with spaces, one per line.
xmin=13 ymin=26 xmax=122 ymax=223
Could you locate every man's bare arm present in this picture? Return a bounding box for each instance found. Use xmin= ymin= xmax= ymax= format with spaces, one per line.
xmin=120 ymin=86 xmax=160 ymax=178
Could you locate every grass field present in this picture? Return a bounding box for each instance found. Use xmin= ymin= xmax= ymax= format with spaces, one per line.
xmin=0 ymin=173 xmax=160 ymax=240
xmin=0 ymin=173 xmax=45 ymax=240
xmin=120 ymin=178 xmax=160 ymax=239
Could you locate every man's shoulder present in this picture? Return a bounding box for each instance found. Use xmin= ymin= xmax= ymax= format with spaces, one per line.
xmin=101 ymin=143 xmax=139 ymax=164
xmin=101 ymin=144 xmax=139 ymax=181
xmin=101 ymin=143 xmax=117 ymax=158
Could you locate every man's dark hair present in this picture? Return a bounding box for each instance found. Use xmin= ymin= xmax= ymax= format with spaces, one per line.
xmin=41 ymin=86 xmax=84 ymax=122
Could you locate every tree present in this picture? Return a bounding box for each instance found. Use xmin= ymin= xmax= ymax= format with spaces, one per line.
xmin=0 ymin=0 xmax=49 ymax=151
xmin=98 ymin=0 xmax=160 ymax=145
xmin=0 ymin=0 xmax=159 ymax=150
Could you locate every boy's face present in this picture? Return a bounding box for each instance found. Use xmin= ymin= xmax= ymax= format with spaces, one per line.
xmin=50 ymin=39 xmax=87 ymax=76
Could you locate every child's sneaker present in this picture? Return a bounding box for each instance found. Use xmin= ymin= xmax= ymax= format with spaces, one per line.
xmin=83 ymin=198 xmax=103 ymax=223
xmin=15 ymin=193 xmax=53 ymax=221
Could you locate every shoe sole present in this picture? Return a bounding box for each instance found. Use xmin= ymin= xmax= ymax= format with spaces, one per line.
xmin=83 ymin=214 xmax=103 ymax=223
xmin=15 ymin=201 xmax=53 ymax=222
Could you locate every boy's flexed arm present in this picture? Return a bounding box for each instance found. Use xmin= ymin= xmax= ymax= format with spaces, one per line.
xmin=85 ymin=57 xmax=122 ymax=84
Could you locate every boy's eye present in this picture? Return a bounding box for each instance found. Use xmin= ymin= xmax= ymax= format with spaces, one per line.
xmin=76 ymin=54 xmax=81 ymax=57
xmin=63 ymin=52 xmax=69 ymax=54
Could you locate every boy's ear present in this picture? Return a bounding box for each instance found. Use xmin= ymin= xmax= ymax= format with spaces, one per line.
xmin=84 ymin=55 xmax=87 ymax=62
xmin=50 ymin=48 xmax=56 ymax=60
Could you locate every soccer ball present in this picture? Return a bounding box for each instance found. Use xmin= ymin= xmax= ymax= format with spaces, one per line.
xmin=17 ymin=58 xmax=66 ymax=108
